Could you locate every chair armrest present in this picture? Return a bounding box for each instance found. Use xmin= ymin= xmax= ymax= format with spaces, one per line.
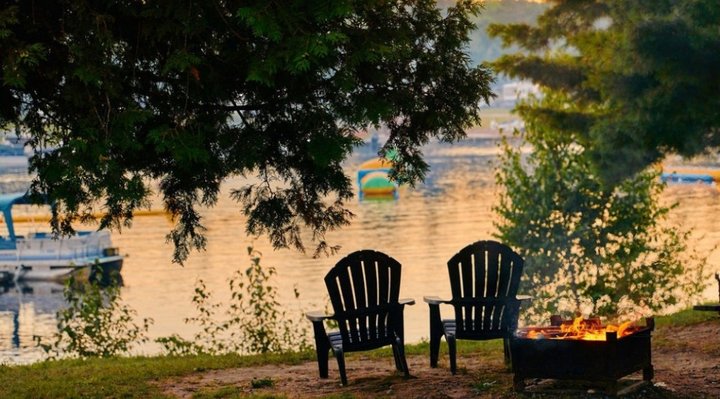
xmin=306 ymin=310 xmax=333 ymax=322
xmin=516 ymin=295 xmax=532 ymax=302
xmin=399 ymin=298 xmax=415 ymax=306
xmin=423 ymin=296 xmax=451 ymax=305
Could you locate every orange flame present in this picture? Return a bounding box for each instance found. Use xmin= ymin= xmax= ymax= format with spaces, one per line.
xmin=526 ymin=317 xmax=635 ymax=341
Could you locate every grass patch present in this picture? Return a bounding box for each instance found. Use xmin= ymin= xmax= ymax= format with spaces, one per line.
xmin=192 ymin=386 xmax=243 ymax=399
xmin=470 ymin=379 xmax=497 ymax=393
xmin=0 ymin=351 xmax=313 ymax=399
xmin=250 ymin=377 xmax=274 ymax=389
xmin=654 ymin=305 xmax=719 ymax=328
xmin=1 ymin=306 xmax=716 ymax=398
xmin=362 ymin=337 xmax=503 ymax=360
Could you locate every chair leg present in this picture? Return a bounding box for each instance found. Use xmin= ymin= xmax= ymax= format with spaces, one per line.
xmin=447 ymin=335 xmax=457 ymax=375
xmin=394 ymin=339 xmax=411 ymax=378
xmin=429 ymin=305 xmax=443 ymax=368
xmin=317 ymin=346 xmax=330 ymax=378
xmin=429 ymin=333 xmax=441 ymax=368
xmin=311 ymin=322 xmax=330 ymax=378
xmin=503 ymin=337 xmax=512 ymax=370
xmin=392 ymin=343 xmax=403 ymax=371
xmin=335 ymin=348 xmax=348 ymax=386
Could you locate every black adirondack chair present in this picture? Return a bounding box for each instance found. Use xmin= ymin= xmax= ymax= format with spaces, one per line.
xmin=424 ymin=240 xmax=529 ymax=374
xmin=306 ymin=250 xmax=415 ymax=385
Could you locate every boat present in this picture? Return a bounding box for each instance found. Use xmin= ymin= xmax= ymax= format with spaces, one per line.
xmin=357 ymin=157 xmax=398 ymax=200
xmin=661 ymin=167 xmax=720 ymax=186
xmin=0 ymin=131 xmax=30 ymax=173
xmin=660 ymin=172 xmax=715 ymax=185
xmin=0 ymin=192 xmax=123 ymax=281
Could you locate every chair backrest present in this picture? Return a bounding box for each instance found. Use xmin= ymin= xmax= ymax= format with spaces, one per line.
xmin=447 ymin=240 xmax=524 ymax=339
xmin=325 ymin=250 xmax=402 ymax=350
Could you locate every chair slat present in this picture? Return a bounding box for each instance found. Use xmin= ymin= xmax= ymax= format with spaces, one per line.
xmin=474 ymin=246 xmax=487 ymax=298
xmin=351 ymin=259 xmax=367 ymax=308
xmin=336 ymin=266 xmax=359 ymax=341
xmin=507 ymin=258 xmax=524 ymax=299
xmin=388 ymin=256 xmax=401 ymax=302
xmin=452 ymin=249 xmax=473 ymax=332
xmin=460 ymin=254 xmax=473 ymax=300
xmin=378 ymin=259 xmax=389 ymax=305
xmin=493 ymin=251 xmax=514 ymax=330
xmin=378 ymin=260 xmax=390 ymax=338
xmin=326 ymin=277 xmax=342 ymax=312
xmin=484 ymin=245 xmax=500 ymax=330
xmin=363 ymin=259 xmax=379 ymax=339
xmin=476 ymin=248 xmax=487 ymax=332
xmin=491 ymin=304 xmax=504 ymax=330
xmin=498 ymin=250 xmax=513 ymax=298
xmin=448 ymin=257 xmax=462 ymax=299
xmin=485 ymin=243 xmax=500 ymax=298
xmin=351 ymin=257 xmax=368 ymax=341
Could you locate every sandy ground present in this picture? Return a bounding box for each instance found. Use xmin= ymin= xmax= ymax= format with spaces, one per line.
xmin=160 ymin=320 xmax=720 ymax=399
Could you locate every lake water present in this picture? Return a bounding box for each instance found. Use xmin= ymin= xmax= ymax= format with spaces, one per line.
xmin=1 ymin=136 xmax=719 ymax=364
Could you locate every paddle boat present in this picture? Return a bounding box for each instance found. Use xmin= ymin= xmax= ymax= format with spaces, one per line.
xmin=661 ymin=168 xmax=720 ymax=186
xmin=357 ymin=157 xmax=398 ymax=200
xmin=0 ymin=192 xmax=123 ymax=281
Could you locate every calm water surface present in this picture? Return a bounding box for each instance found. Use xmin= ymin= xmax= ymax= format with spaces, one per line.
xmin=2 ymin=137 xmax=719 ymax=364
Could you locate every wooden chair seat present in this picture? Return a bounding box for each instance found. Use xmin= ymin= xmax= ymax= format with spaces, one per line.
xmin=440 ymin=320 xmax=506 ymax=340
xmin=327 ymin=330 xmax=400 ymax=352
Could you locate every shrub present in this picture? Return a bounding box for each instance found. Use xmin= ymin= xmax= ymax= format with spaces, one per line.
xmin=35 ymin=274 xmax=152 ymax=359
xmin=157 ymin=247 xmax=310 ymax=355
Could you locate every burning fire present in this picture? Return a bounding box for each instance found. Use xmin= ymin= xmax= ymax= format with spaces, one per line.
xmin=526 ymin=317 xmax=635 ymax=341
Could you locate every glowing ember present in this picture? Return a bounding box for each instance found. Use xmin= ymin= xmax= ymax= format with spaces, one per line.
xmin=523 ymin=317 xmax=636 ymax=341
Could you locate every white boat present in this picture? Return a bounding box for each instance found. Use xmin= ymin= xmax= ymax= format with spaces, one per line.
xmin=0 ymin=192 xmax=123 ymax=281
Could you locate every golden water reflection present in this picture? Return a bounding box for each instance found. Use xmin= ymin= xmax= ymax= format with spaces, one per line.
xmin=1 ymin=138 xmax=719 ymax=363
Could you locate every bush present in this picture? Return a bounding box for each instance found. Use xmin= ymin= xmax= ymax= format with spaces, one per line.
xmin=157 ymin=247 xmax=310 ymax=355
xmin=35 ymin=274 xmax=152 ymax=359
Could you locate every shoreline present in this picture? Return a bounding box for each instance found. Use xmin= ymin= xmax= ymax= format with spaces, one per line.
xmin=1 ymin=308 xmax=718 ymax=398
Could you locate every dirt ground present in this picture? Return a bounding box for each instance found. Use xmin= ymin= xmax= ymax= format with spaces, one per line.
xmin=160 ymin=320 xmax=720 ymax=399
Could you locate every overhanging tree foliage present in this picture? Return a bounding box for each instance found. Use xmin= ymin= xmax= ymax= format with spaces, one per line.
xmin=0 ymin=0 xmax=493 ymax=262
xmin=489 ymin=0 xmax=720 ymax=183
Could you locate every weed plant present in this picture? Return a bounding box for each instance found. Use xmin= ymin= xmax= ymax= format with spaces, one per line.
xmin=157 ymin=247 xmax=310 ymax=355
xmin=34 ymin=273 xmax=152 ymax=359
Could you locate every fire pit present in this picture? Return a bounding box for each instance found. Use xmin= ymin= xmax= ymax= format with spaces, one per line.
xmin=511 ymin=316 xmax=654 ymax=395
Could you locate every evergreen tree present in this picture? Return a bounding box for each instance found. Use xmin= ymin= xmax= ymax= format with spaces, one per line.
xmin=490 ymin=1 xmax=712 ymax=320
xmin=495 ymin=95 xmax=707 ymax=321
xmin=489 ymin=0 xmax=720 ymax=182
